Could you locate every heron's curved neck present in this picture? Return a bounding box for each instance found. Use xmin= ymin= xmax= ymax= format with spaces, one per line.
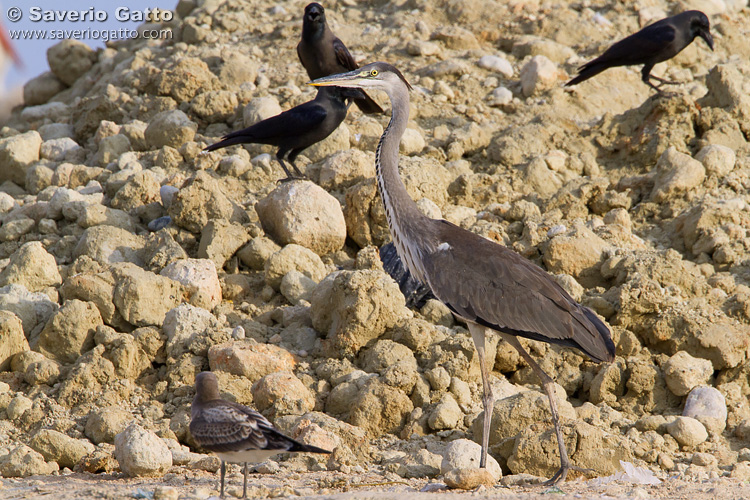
xmin=377 ymin=81 xmax=430 ymax=279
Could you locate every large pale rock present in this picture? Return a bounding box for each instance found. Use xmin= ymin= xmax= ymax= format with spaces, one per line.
xmin=243 ymin=96 xmax=282 ymax=126
xmin=111 ymin=171 xmax=160 ymax=212
xmin=168 ymin=171 xmax=247 ymax=233
xmin=520 ymin=55 xmax=559 ymax=96
xmin=145 ymin=110 xmax=198 ymax=149
xmin=359 ymin=339 xmax=418 ymax=393
xmin=163 ymin=304 xmax=226 ymax=360
xmin=543 ymin=223 xmax=608 ymax=286
xmin=256 ymin=181 xmax=346 ymax=255
xmin=36 ymin=299 xmax=103 ymax=365
xmin=114 ymin=423 xmax=172 ymax=477
xmin=441 ymin=439 xmax=502 ymax=480
xmin=311 ymin=270 xmax=407 ymax=358
xmin=471 ymin=386 xmax=575 ymax=447
xmin=0 ymin=241 xmax=62 ymax=292
xmin=197 ymin=220 xmax=251 ymax=270
xmin=155 ymin=57 xmax=219 ymax=102
xmin=318 ymin=149 xmax=375 ymax=191
xmin=74 ymin=225 xmax=146 ymax=266
xmin=0 ymin=311 xmax=29 ymax=371
xmin=237 ymin=237 xmax=281 ymax=270
xmin=85 ymin=407 xmax=133 ymax=444
xmin=663 ymin=351 xmax=713 ymax=396
xmin=264 ymin=244 xmax=327 ymax=291
xmin=683 ymin=386 xmax=727 ymax=435
xmin=252 ymin=371 xmax=314 ymax=418
xmin=0 ymin=445 xmax=58 ymax=477
xmin=112 ymin=264 xmax=182 ymax=327
xmin=650 ymin=147 xmax=706 ymax=202
xmin=344 ymin=179 xmax=390 ymax=248
xmin=47 ymin=39 xmax=95 ymax=85
xmin=161 ymin=259 xmax=221 ymax=310
xmin=29 ymin=429 xmax=95 ymax=469
xmin=208 ymin=341 xmax=296 ymax=383
xmin=349 ymin=378 xmax=413 ymax=437
xmin=0 ymin=131 xmax=42 ymax=185
xmin=695 ymin=144 xmax=736 ymax=177
xmin=0 ymin=284 xmax=58 ymax=337
xmin=667 ymin=416 xmax=708 ymax=447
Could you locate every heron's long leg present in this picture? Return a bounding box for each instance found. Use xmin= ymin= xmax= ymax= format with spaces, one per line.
xmin=650 ymin=75 xmax=681 ymax=85
xmin=468 ymin=322 xmax=494 ymax=470
xmin=242 ymin=462 xmax=248 ymax=498
xmin=220 ymin=460 xmax=226 ymax=498
xmin=500 ymin=333 xmax=570 ymax=486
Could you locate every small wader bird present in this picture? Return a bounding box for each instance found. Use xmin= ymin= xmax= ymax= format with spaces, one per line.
xmin=203 ymin=87 xmax=353 ymax=182
xmin=311 ymin=62 xmax=616 ymax=485
xmin=190 ymin=372 xmax=330 ymax=498
xmin=566 ymin=10 xmax=713 ymax=91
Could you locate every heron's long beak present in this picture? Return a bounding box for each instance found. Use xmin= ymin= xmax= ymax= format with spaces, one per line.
xmin=700 ymin=29 xmax=714 ymax=51
xmin=308 ymin=69 xmax=369 ymax=89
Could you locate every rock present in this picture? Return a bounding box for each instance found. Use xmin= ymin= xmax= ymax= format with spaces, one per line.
xmin=111 ymin=171 xmax=160 ymax=211
xmin=0 ymin=445 xmax=58 ymax=477
xmin=406 ymin=40 xmax=441 ymax=57
xmin=543 ymin=223 xmax=608 ymax=286
xmin=430 ymin=26 xmax=479 ymax=50
xmin=163 ymin=304 xmax=226 ymax=360
xmin=47 ymin=39 xmax=95 ymax=85
xmin=304 ymin=123 xmax=350 ymax=163
xmin=197 ymin=220 xmax=251 ymax=270
xmin=145 ymin=110 xmax=198 ymax=149
xmin=683 ymin=386 xmax=727 ymax=435
xmin=238 ymin=236 xmax=282 ymax=271
xmin=15 ymin=351 xmax=61 ymax=386
xmin=23 ymin=72 xmax=66 ymax=106
xmin=243 ymin=96 xmax=282 ymax=126
xmin=441 ymin=439 xmax=502 ymax=480
xmin=311 ymin=270 xmax=407 ymax=358
xmin=0 ymin=284 xmax=58 ymax=337
xmin=29 ymin=429 xmax=95 ymax=469
xmin=168 ymin=171 xmax=247 ymax=233
xmin=112 ymin=264 xmax=182 ymax=327
xmin=74 ymin=225 xmax=146 ymax=266
xmin=488 ymin=86 xmax=513 ymax=106
xmin=264 ymin=244 xmax=327 ymax=290
xmin=256 ymin=181 xmax=347 ymax=255
xmin=114 ymin=423 xmax=172 ymax=477
xmin=161 ymin=259 xmax=221 ymax=310
xmin=85 ymin=407 xmax=133 ymax=444
xmin=0 ymin=217 xmax=35 ymax=242
xmin=0 ymin=311 xmax=29 ymax=371
xmin=95 ymin=135 xmax=131 ymax=166
xmin=663 ymin=351 xmax=713 ymax=396
xmin=155 ymin=57 xmax=219 ymax=102
xmin=359 ymin=339 xmax=418 ymax=393
xmin=471 ymin=386 xmax=576 ymax=448
xmin=0 ymin=131 xmax=42 ymax=185
xmin=400 ymin=128 xmax=425 ymax=155
xmin=512 ymin=36 xmax=575 ymax=64
xmin=280 ymin=270 xmax=317 ymax=304
xmin=509 ymin=420 xmax=632 ymax=477
xmin=695 ymin=144 xmax=736 ymax=177
xmin=520 ymin=56 xmax=559 ymax=97
xmin=318 ymin=149 xmax=375 ymax=191
xmin=731 ymin=462 xmax=750 ymax=481
xmin=40 ymin=137 xmax=82 ymax=162
xmin=0 ymin=241 xmax=62 ymax=292
xmin=191 ymin=90 xmax=238 ymax=123
xmin=344 ymin=179 xmax=390 ymax=247
xmin=349 ymin=378 xmax=413 ymax=437
xmin=208 ymin=341 xmax=296 ymax=383
xmin=252 ymin=371 xmax=314 ymax=418
xmin=650 ymin=147 xmax=706 ymax=202
xmin=444 ymin=467 xmax=496 ymax=490
xmin=390 ymin=448 xmax=442 ymax=478
xmin=36 ymin=299 xmax=103 ymax=364
xmin=428 ymin=394 xmax=462 ymax=431
xmin=477 ymin=55 xmax=514 ymax=78
xmin=667 ymin=416 xmax=708 ymax=447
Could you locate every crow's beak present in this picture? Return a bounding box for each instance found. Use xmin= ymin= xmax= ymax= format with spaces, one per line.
xmin=700 ymin=29 xmax=714 ymax=51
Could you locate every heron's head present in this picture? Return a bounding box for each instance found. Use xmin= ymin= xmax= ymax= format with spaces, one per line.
xmin=303 ymin=3 xmax=326 ymax=27
xmin=686 ymin=10 xmax=713 ymax=51
xmin=309 ymin=62 xmax=412 ymax=94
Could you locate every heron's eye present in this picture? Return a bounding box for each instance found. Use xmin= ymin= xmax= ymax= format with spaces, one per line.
xmin=370 ymin=69 xmax=379 ymax=77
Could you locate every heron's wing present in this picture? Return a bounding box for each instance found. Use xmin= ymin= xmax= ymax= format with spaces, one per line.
xmin=333 ymin=37 xmax=358 ymax=71
xmin=421 ymin=220 xmax=614 ymax=362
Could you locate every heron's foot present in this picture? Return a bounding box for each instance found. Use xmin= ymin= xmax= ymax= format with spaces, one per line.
xmin=651 ymin=75 xmax=681 ymax=86
xmin=542 ymin=465 xmax=569 ymax=487
xmin=277 ymin=175 xmax=307 ymax=183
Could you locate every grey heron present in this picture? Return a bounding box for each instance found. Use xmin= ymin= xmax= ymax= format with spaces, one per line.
xmin=311 ymin=62 xmax=616 ymax=485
